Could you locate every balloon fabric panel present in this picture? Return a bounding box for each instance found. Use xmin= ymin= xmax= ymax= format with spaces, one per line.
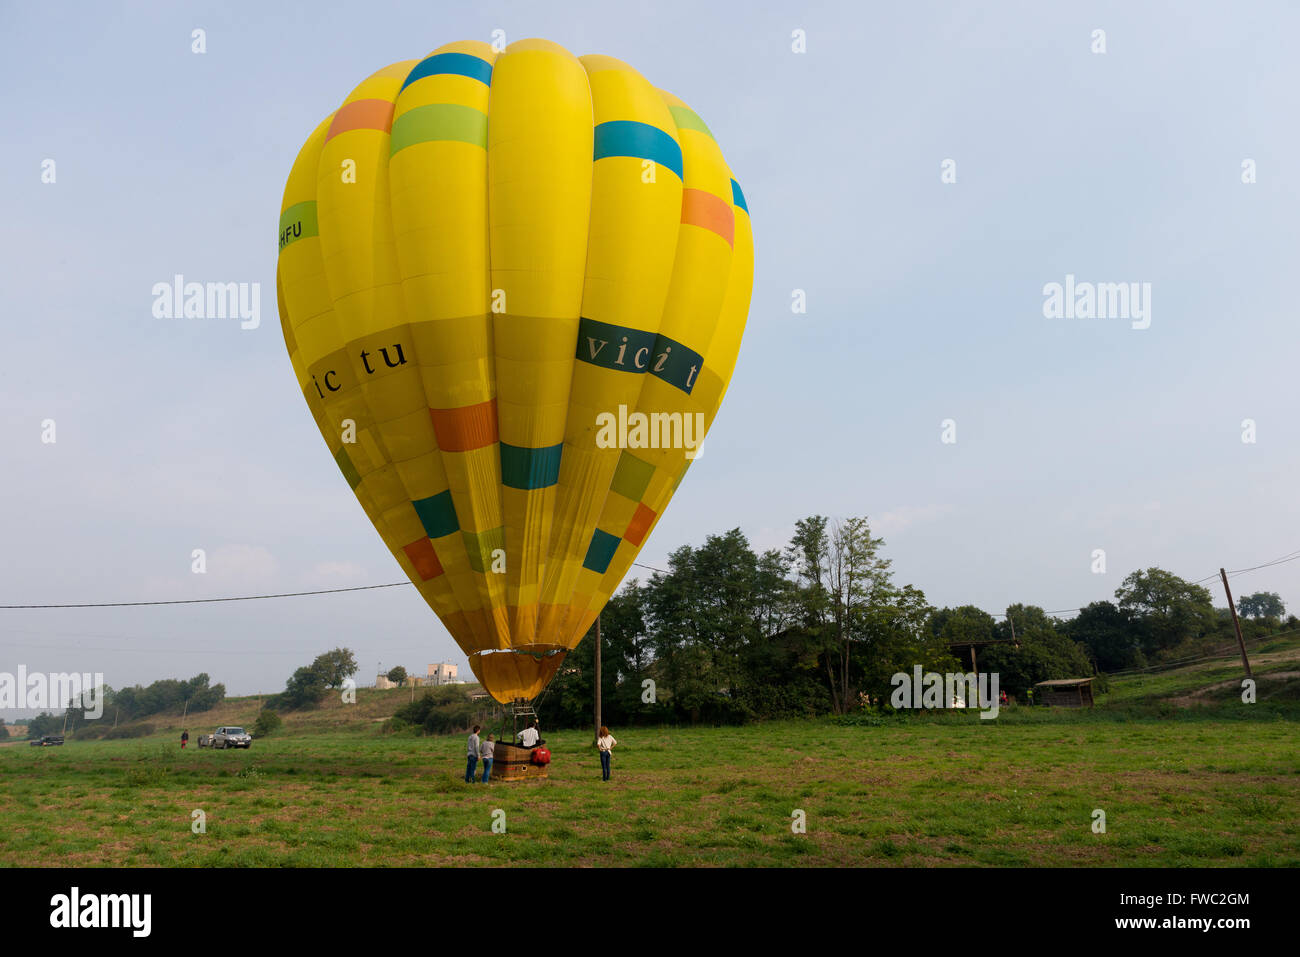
xmin=277 ymin=39 xmax=754 ymax=703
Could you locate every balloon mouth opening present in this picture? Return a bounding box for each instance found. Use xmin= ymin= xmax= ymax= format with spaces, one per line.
xmin=473 ymin=646 xmax=566 ymax=660
xmin=469 ymin=647 xmax=569 ymax=704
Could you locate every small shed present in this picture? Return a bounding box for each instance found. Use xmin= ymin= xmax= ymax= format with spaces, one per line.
xmin=1033 ymin=678 xmax=1095 ymax=708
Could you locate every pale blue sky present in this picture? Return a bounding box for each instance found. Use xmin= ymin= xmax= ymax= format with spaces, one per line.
xmin=3 ymin=0 xmax=1297 ymax=702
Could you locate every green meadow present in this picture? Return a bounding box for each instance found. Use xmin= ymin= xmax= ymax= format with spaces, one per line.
xmin=2 ymin=697 xmax=1296 ymax=867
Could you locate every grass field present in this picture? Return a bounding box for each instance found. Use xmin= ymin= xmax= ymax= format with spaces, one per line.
xmin=2 ymin=697 xmax=1297 ymax=867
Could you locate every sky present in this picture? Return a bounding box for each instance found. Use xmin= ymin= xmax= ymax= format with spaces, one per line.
xmin=2 ymin=0 xmax=1298 ymax=710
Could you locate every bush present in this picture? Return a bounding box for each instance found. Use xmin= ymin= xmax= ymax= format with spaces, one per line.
xmin=266 ymin=665 xmax=329 ymax=711
xmin=252 ymin=710 xmax=282 ymax=737
xmin=104 ymin=723 xmax=154 ymax=740
xmin=392 ymin=686 xmax=476 ymax=736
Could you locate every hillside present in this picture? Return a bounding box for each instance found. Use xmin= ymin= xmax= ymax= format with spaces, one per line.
xmin=1101 ymin=631 xmax=1300 ymax=707
xmin=41 ymin=630 xmax=1300 ymax=744
xmin=65 ymin=684 xmax=492 ymax=742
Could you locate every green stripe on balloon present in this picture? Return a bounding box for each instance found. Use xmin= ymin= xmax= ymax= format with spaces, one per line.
xmin=668 ymin=105 xmax=714 ymax=141
xmin=611 ymin=452 xmax=654 ymax=502
xmin=462 ymin=526 xmax=506 ymax=573
xmin=390 ymin=103 xmax=488 ymax=155
xmin=278 ymin=201 xmax=318 ymax=252
xmin=334 ymin=447 xmax=361 ymax=489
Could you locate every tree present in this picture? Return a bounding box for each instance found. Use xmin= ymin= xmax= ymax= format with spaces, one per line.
xmin=312 ymin=648 xmax=359 ymax=689
xmin=386 ymin=666 xmax=408 ymax=688
xmin=1067 ymin=601 xmax=1139 ymax=672
xmin=271 ymin=665 xmax=330 ymax=710
xmin=1115 ymin=568 xmax=1216 ymax=655
xmin=855 ymin=583 xmax=953 ymax=702
xmin=931 ymin=605 xmax=997 ymax=667
xmin=982 ymin=605 xmax=1093 ymax=699
xmin=26 ymin=712 xmax=62 ymax=738
xmin=252 ymin=710 xmax=282 ymax=737
xmin=1237 ymin=592 xmax=1285 ymax=620
xmin=784 ymin=515 xmax=938 ymax=713
xmin=0 ymin=719 xmax=8 ymax=740
xmin=642 ymin=530 xmax=768 ymax=722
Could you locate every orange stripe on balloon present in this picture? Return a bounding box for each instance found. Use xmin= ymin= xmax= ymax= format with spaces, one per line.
xmin=624 ymin=503 xmax=656 ymax=547
xmin=326 ymin=99 xmax=396 ymax=141
xmin=680 ymin=188 xmax=734 ymax=247
xmin=430 ymin=399 xmax=499 ymax=452
xmin=403 ymin=538 xmax=444 ymax=581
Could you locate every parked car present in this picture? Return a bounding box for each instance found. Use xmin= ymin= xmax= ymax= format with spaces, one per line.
xmin=197 ymin=727 xmax=252 ymax=749
xmin=29 ymin=735 xmax=64 ymax=747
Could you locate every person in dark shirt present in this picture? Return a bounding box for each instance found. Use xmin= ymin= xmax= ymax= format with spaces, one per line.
xmin=466 ymin=725 xmax=481 ymax=782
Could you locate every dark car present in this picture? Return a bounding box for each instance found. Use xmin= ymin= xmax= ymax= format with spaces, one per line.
xmin=29 ymin=735 xmax=64 ymax=747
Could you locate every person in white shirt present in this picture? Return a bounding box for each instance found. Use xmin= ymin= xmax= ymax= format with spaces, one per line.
xmin=517 ymin=720 xmax=541 ymax=748
xmin=466 ymin=725 xmax=481 ymax=783
xmin=480 ymin=733 xmax=495 ymax=783
xmin=596 ymin=726 xmax=617 ymax=781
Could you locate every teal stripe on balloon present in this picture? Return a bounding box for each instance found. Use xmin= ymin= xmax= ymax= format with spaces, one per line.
xmin=412 ymin=489 xmax=460 ymax=539
xmin=582 ymin=529 xmax=621 ymax=574
xmin=593 ymin=121 xmax=683 ymax=179
xmin=500 ymin=442 xmax=563 ymax=490
xmin=400 ymin=52 xmax=493 ymax=91
xmin=731 ymin=179 xmax=748 ymax=213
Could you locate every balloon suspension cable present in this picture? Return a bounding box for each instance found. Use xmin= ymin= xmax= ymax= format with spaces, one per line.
xmin=509 ymin=697 xmax=537 ymax=742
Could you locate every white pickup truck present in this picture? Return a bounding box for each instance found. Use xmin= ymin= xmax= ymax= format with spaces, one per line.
xmin=197 ymin=726 xmax=252 ymax=749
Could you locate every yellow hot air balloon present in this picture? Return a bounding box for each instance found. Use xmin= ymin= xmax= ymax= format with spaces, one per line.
xmin=277 ymin=39 xmax=753 ymax=703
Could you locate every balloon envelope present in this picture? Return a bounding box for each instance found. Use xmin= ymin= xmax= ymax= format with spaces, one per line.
xmin=277 ymin=39 xmax=754 ymax=702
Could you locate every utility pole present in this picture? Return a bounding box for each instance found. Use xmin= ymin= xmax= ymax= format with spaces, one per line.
xmin=1220 ymin=568 xmax=1253 ymax=678
xmin=593 ymin=615 xmax=602 ymax=744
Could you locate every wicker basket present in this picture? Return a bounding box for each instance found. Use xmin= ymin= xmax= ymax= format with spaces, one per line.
xmin=490 ymin=741 xmax=549 ymax=782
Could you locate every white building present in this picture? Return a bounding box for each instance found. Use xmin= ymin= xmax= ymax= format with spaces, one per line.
xmin=427 ymin=662 xmax=459 ymax=685
xmin=375 ymin=663 xmax=461 ymax=689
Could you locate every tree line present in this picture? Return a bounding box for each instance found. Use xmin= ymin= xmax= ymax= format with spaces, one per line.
xmin=26 ymin=673 xmax=225 ymax=739
xmin=538 ymin=517 xmax=1291 ymax=727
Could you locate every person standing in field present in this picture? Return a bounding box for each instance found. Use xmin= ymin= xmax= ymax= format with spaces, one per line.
xmin=466 ymin=725 xmax=481 ymax=783
xmin=480 ymin=733 xmax=495 ymax=784
xmin=181 ymin=730 xmax=188 ymax=749
xmin=596 ymin=726 xmax=617 ymax=781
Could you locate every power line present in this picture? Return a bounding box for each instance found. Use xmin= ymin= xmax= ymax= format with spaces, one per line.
xmin=0 ymin=581 xmax=410 ymax=609
xmin=2 ymin=546 xmax=1295 ymax=615
xmin=1225 ymin=550 xmax=1300 ymax=577
xmin=1106 ymin=627 xmax=1300 ymax=677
